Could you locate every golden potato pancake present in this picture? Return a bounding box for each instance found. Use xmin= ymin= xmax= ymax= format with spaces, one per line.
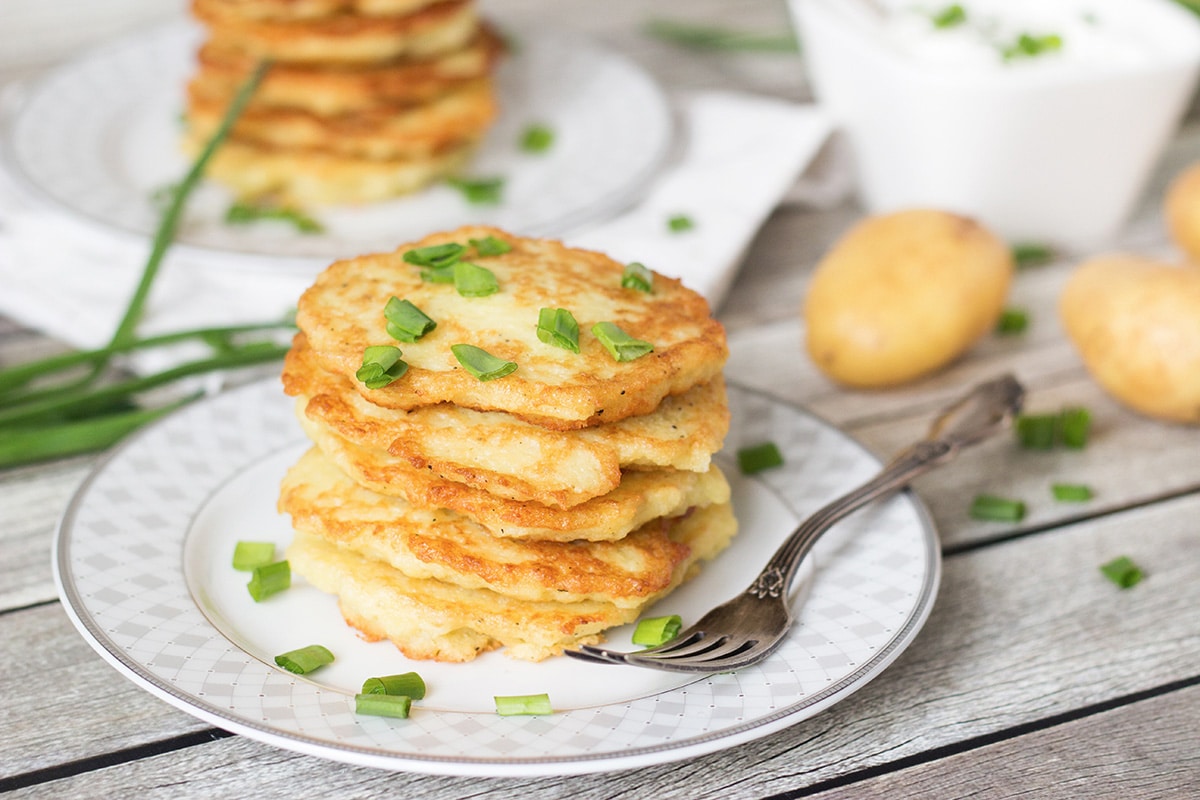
xmin=279 ymin=446 xmax=736 ymax=607
xmin=299 ymin=411 xmax=731 ymax=540
xmin=189 ymin=30 xmax=500 ymax=115
xmin=286 ymin=500 xmax=737 ymax=661
xmin=182 ymin=133 xmax=473 ymax=204
xmin=198 ymin=0 xmax=440 ymax=21
xmin=187 ymin=78 xmax=496 ymax=160
xmin=296 ymin=227 xmax=728 ymax=429
xmin=283 ymin=335 xmax=728 ymax=507
xmin=192 ymin=0 xmax=478 ymax=63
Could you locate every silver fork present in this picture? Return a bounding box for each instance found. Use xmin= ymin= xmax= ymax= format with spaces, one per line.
xmin=566 ymin=374 xmax=1025 ymax=673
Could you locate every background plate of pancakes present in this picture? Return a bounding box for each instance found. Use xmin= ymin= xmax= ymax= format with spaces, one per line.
xmin=0 ymin=17 xmax=672 ymax=273
xmin=54 ymin=378 xmax=940 ymax=777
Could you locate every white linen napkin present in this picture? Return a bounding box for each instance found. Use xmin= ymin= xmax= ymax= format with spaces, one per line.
xmin=0 ymin=91 xmax=832 ymax=368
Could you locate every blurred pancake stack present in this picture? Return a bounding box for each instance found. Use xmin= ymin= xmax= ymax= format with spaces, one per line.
xmin=278 ymin=225 xmax=737 ymax=661
xmin=184 ymin=0 xmax=501 ymax=205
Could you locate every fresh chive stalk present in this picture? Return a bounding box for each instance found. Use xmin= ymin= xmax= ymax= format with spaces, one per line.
xmin=232 ymin=541 xmax=276 ymax=571
xmin=274 ymin=644 xmax=334 ymax=674
xmin=591 ymin=322 xmax=653 ymax=362
xmin=451 ymin=344 xmax=517 ymax=381
xmin=632 ymin=614 xmax=682 ymax=647
xmin=494 ymin=693 xmax=552 ymax=716
xmin=1051 ymin=483 xmax=1094 ymax=502
xmin=361 ymin=672 xmax=426 ymax=699
xmin=969 ymin=494 xmax=1026 ymax=522
xmin=737 ymin=442 xmax=784 ymax=474
xmin=1099 ymin=556 xmax=1144 ymax=589
xmin=355 ymin=693 xmax=412 ymax=718
xmin=247 ymin=560 xmax=291 ymax=601
xmin=535 ymin=308 xmax=581 ymax=353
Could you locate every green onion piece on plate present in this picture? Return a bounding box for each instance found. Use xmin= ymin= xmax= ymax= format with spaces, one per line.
xmin=969 ymin=494 xmax=1026 ymax=522
xmin=232 ymin=541 xmax=275 ymax=571
xmin=536 ymin=307 xmax=580 ymax=353
xmin=494 ymin=693 xmax=552 ymax=716
xmin=384 ymin=298 xmax=436 ymax=343
xmin=355 ymin=693 xmax=412 ymax=719
xmin=520 ymin=124 xmax=554 ymax=153
xmin=402 ymin=242 xmax=465 ymax=269
xmin=632 ymin=614 xmax=682 ymax=647
xmin=621 ymin=262 xmax=653 ymax=293
xmin=995 ymin=308 xmax=1028 ymax=335
xmin=453 ymin=262 xmax=500 ymax=298
xmin=275 ymin=644 xmax=334 ymax=675
xmin=1052 ymin=483 xmax=1094 ymax=502
xmin=451 ymin=344 xmax=517 ymax=381
xmin=362 ymin=672 xmax=427 ymax=699
xmin=224 ymin=202 xmax=323 ymax=234
xmin=1015 ymin=413 xmax=1058 ymax=450
xmin=470 ymin=235 xmax=512 ymax=256
xmin=591 ymin=321 xmax=653 ymax=362
xmin=1100 ymin=556 xmax=1144 ymax=589
xmin=931 ymin=4 xmax=966 ymax=28
xmin=247 ymin=560 xmax=290 ymax=601
xmin=737 ymin=442 xmax=784 ymax=474
xmin=356 ymin=345 xmax=408 ymax=390
xmin=1059 ymin=407 xmax=1091 ymax=448
xmin=420 ymin=264 xmax=456 ymax=284
xmin=667 ymin=214 xmax=694 ymax=232
xmin=448 ymin=176 xmax=504 ymax=205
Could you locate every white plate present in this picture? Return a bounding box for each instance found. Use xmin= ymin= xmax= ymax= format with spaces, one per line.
xmin=1 ymin=22 xmax=672 ymax=272
xmin=53 ymin=379 xmax=940 ymax=777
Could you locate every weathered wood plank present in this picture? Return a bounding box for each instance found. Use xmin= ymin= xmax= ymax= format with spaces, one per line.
xmin=6 ymin=493 xmax=1198 ymax=797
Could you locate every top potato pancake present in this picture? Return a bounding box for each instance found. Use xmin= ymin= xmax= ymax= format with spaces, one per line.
xmin=296 ymin=226 xmax=728 ymax=429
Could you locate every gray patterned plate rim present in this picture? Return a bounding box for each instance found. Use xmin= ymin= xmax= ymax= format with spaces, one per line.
xmin=52 ymin=378 xmax=940 ymax=777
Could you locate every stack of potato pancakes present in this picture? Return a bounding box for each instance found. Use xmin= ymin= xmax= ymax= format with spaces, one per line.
xmin=184 ymin=0 xmax=500 ymax=204
xmin=279 ymin=226 xmax=737 ymax=661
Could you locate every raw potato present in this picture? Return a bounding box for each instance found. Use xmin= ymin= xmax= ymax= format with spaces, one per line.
xmin=1060 ymin=255 xmax=1200 ymax=424
xmin=1164 ymin=162 xmax=1200 ymax=263
xmin=803 ymin=209 xmax=1013 ymax=388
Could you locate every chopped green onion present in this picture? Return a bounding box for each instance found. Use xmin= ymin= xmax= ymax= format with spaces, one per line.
xmin=361 ymin=672 xmax=426 ymax=699
xmin=384 ymin=298 xmax=436 ymax=343
xmin=448 ymin=176 xmax=504 ymax=205
xmin=1012 ymin=242 xmax=1055 ymax=268
xmin=356 ymin=345 xmax=408 ymax=390
xmin=451 ymin=344 xmax=518 ymax=381
xmin=1059 ymin=407 xmax=1091 ymax=448
xmin=995 ymin=308 xmax=1029 ymax=335
xmin=224 ymin=202 xmax=323 ymax=233
xmin=247 ymin=560 xmax=291 ymax=601
xmin=232 ymin=541 xmax=275 ymax=571
xmin=403 ymin=242 xmax=466 ymax=269
xmin=470 ymin=235 xmax=513 ymax=256
xmin=355 ymin=693 xmax=412 ymax=719
xmin=494 ymin=693 xmax=552 ymax=716
xmin=737 ymin=442 xmax=784 ymax=474
xmin=520 ymin=124 xmax=555 ymax=153
xmin=632 ymin=614 xmax=682 ymax=647
xmin=453 ymin=262 xmax=500 ymax=297
xmin=274 ymin=644 xmax=334 ymax=674
xmin=969 ymin=494 xmax=1026 ymax=522
xmin=1002 ymin=32 xmax=1063 ymax=61
xmin=591 ymin=322 xmax=653 ymax=362
xmin=420 ymin=265 xmax=456 ymax=284
xmin=1016 ymin=413 xmax=1058 ymax=450
xmin=1100 ymin=556 xmax=1145 ymax=589
xmin=536 ymin=308 xmax=580 ymax=353
xmin=667 ymin=214 xmax=694 ymax=233
xmin=1052 ymin=483 xmax=1094 ymax=502
xmin=931 ymin=4 xmax=966 ymax=28
xmin=643 ymin=18 xmax=799 ymax=52
xmin=621 ymin=262 xmax=654 ymax=293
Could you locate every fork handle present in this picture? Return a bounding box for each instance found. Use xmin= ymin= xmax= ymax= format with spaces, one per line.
xmin=747 ymin=438 xmax=957 ymax=599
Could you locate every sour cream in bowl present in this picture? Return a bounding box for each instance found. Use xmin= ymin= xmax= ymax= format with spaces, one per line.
xmin=789 ymin=0 xmax=1200 ymax=247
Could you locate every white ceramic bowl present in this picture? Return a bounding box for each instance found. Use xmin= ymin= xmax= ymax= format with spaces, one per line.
xmin=789 ymin=0 xmax=1200 ymax=247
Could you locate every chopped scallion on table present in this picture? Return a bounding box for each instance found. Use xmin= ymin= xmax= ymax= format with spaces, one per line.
xmin=247 ymin=560 xmax=291 ymax=601
xmin=632 ymin=614 xmax=682 ymax=647
xmin=621 ymin=262 xmax=653 ymax=293
xmin=361 ymin=672 xmax=426 ymax=699
xmin=1059 ymin=407 xmax=1091 ymax=448
xmin=453 ymin=262 xmax=500 ymax=297
xmin=1100 ymin=556 xmax=1144 ymax=588
xmin=447 ymin=176 xmax=504 ymax=205
xmin=592 ymin=322 xmax=653 ymax=362
xmin=1016 ymin=413 xmax=1058 ymax=450
xmin=969 ymin=494 xmax=1026 ymax=522
xmin=451 ymin=344 xmax=518 ymax=381
xmin=384 ymin=298 xmax=436 ymax=343
xmin=737 ymin=442 xmax=784 ymax=475
xmin=494 ymin=693 xmax=553 ymax=716
xmin=1051 ymin=483 xmax=1094 ymax=502
xmin=355 ymin=693 xmax=412 ymax=719
xmin=667 ymin=214 xmax=694 ymax=233
xmin=470 ymin=235 xmax=512 ymax=256
xmin=1012 ymin=242 xmax=1056 ymax=268
xmin=274 ymin=644 xmax=334 ymax=675
xmin=995 ymin=308 xmax=1029 ymax=335
xmin=520 ymin=124 xmax=555 ymax=153
xmin=232 ymin=541 xmax=275 ymax=571
xmin=356 ymin=345 xmax=408 ymax=390
xmin=536 ymin=308 xmax=580 ymax=353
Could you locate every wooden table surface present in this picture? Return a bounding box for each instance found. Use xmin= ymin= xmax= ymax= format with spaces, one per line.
xmin=3 ymin=1 xmax=1199 ymax=797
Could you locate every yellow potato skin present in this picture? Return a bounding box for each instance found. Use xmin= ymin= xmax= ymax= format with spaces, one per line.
xmin=1164 ymin=162 xmax=1200 ymax=264
xmin=803 ymin=209 xmax=1013 ymax=388
xmin=1060 ymin=255 xmax=1200 ymax=424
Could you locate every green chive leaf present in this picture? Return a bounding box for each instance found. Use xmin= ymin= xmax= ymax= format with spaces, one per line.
xmin=247 ymin=560 xmax=291 ymax=602
xmin=591 ymin=322 xmax=653 ymax=362
xmin=232 ymin=541 xmax=275 ymax=571
xmin=1100 ymin=556 xmax=1144 ymax=589
xmin=520 ymin=124 xmax=555 ymax=153
xmin=448 ymin=176 xmax=504 ymax=205
xmin=969 ymin=494 xmax=1026 ymax=522
xmin=1052 ymin=483 xmax=1094 ymax=502
xmin=361 ymin=672 xmax=426 ymax=699
xmin=737 ymin=442 xmax=785 ymax=474
xmin=1012 ymin=242 xmax=1055 ymax=268
xmin=451 ymin=344 xmax=518 ymax=381
xmin=420 ymin=265 xmax=457 ymax=284
xmin=453 ymin=262 xmax=500 ymax=298
xmin=1059 ymin=407 xmax=1091 ymax=448
xmin=632 ymin=614 xmax=682 ymax=647
xmin=274 ymin=644 xmax=334 ymax=675
xmin=931 ymin=4 xmax=966 ymax=28
xmin=1016 ymin=414 xmax=1058 ymax=450
xmin=356 ymin=345 xmax=408 ymax=390
xmin=355 ymin=693 xmax=412 ymax=719
xmin=621 ymin=262 xmax=654 ymax=293
xmin=224 ymin=202 xmax=324 ymax=234
xmin=384 ymin=298 xmax=436 ymax=343
xmin=470 ymin=235 xmax=513 ymax=256
xmin=667 ymin=214 xmax=694 ymax=233
xmin=1002 ymin=32 xmax=1063 ymax=61
xmin=536 ymin=308 xmax=581 ymax=353
xmin=995 ymin=308 xmax=1029 ymax=335
xmin=494 ymin=693 xmax=552 ymax=716
xmin=403 ymin=242 xmax=466 ymax=269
